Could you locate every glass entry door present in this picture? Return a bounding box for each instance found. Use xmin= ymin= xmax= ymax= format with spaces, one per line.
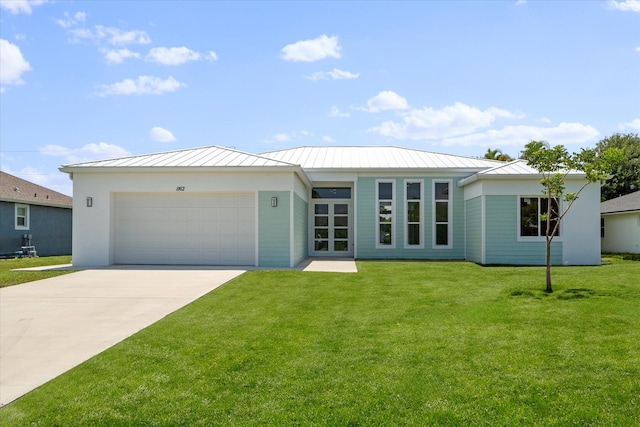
xmin=312 ymin=200 xmax=352 ymax=256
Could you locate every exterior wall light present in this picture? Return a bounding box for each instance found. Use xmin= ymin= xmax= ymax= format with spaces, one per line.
xmin=86 ymin=197 xmax=93 ymax=207
xmin=271 ymin=197 xmax=278 ymax=207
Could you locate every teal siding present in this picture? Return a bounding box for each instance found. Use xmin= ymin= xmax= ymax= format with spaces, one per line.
xmin=356 ymin=177 xmax=465 ymax=260
xmin=258 ymin=191 xmax=290 ymax=267
xmin=484 ymin=195 xmax=562 ymax=265
xmin=465 ymin=197 xmax=482 ymax=263
xmin=293 ymin=194 xmax=308 ymax=266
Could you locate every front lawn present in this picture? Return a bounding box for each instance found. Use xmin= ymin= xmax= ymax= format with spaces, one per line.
xmin=0 ymin=255 xmax=73 ymax=288
xmin=1 ymin=260 xmax=639 ymax=425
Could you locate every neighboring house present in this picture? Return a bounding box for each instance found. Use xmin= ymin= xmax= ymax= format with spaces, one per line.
xmin=601 ymin=190 xmax=640 ymax=254
xmin=0 ymin=171 xmax=73 ymax=256
xmin=59 ymin=145 xmax=602 ymax=268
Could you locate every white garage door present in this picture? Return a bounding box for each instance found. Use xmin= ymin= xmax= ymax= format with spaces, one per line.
xmin=114 ymin=193 xmax=255 ymax=265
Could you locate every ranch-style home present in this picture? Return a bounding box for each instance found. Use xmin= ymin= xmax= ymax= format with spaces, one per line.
xmin=60 ymin=145 xmax=602 ymax=268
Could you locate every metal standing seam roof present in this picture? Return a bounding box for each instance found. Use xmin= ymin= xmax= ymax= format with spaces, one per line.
xmin=260 ymin=146 xmax=501 ymax=169
xmin=458 ymin=159 xmax=586 ymax=186
xmin=601 ymin=190 xmax=640 ymax=214
xmin=60 ymin=146 xmax=299 ymax=169
xmin=0 ymin=171 xmax=72 ymax=208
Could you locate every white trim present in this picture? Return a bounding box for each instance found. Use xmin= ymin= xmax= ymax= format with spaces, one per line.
xmin=404 ymin=179 xmax=424 ymax=249
xmin=353 ymin=179 xmax=358 ymax=258
xmin=375 ymin=179 xmax=396 ymax=249
xmin=516 ymin=195 xmax=563 ymax=243
xmin=289 ymin=191 xmax=295 ymax=267
xmin=255 ymin=192 xmax=260 ymax=266
xmin=15 ymin=203 xmax=29 ymax=230
xmin=481 ymin=195 xmax=486 ymax=264
xmin=432 ymin=179 xmax=453 ymax=249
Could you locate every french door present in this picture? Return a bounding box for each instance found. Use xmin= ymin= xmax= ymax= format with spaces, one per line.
xmin=311 ymin=200 xmax=353 ymax=256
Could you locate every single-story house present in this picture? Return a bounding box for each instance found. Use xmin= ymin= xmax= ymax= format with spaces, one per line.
xmin=0 ymin=171 xmax=73 ymax=257
xmin=59 ymin=145 xmax=602 ymax=268
xmin=601 ymin=190 xmax=640 ymax=254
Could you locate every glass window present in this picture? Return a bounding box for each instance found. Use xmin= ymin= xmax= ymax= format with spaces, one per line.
xmin=601 ymin=218 xmax=605 ymax=238
xmin=405 ymin=181 xmax=423 ymax=247
xmin=433 ymin=181 xmax=451 ymax=247
xmin=520 ymin=197 xmax=560 ymax=237
xmin=376 ymin=181 xmax=394 ymax=247
xmin=15 ymin=204 xmax=29 ymax=230
xmin=312 ymin=188 xmax=351 ymax=199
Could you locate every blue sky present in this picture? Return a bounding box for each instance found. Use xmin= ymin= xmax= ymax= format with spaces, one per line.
xmin=1 ymin=0 xmax=639 ymax=196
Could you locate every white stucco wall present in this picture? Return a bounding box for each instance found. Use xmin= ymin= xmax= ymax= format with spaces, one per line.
xmin=69 ymin=170 xmax=303 ymax=267
xmin=601 ymin=212 xmax=640 ymax=254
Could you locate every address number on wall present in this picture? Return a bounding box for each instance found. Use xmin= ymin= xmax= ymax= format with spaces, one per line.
xmin=176 ymin=186 xmax=186 ymax=191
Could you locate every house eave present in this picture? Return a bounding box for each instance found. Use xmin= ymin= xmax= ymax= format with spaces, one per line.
xmin=0 ymin=198 xmax=72 ymax=209
xmin=458 ymin=172 xmax=587 ymax=187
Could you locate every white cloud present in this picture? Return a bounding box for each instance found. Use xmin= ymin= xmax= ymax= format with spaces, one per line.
xmin=69 ymin=25 xmax=151 ymax=45
xmin=273 ymin=133 xmax=292 ymax=142
xmin=439 ymin=122 xmax=599 ymax=148
xmin=636 ymin=46 xmax=640 ymax=53
xmin=149 ymin=126 xmax=176 ymax=142
xmin=104 ymin=48 xmax=140 ymax=64
xmin=361 ymin=91 xmax=410 ymax=113
xmin=55 ymin=11 xmax=86 ymax=28
xmin=0 ymin=0 xmax=47 ymax=15
xmin=329 ymin=106 xmax=350 ymax=118
xmin=538 ymin=117 xmax=552 ymax=123
xmin=608 ymin=0 xmax=640 ymax=12
xmin=0 ymin=39 xmax=31 ymax=92
xmin=208 ymin=51 xmax=218 ymax=61
xmin=281 ymin=34 xmax=341 ymax=62
xmin=307 ymin=68 xmax=359 ymax=81
xmin=515 ymin=0 xmax=527 ymax=5
xmin=146 ymin=46 xmax=205 ymax=65
xmin=619 ymin=118 xmax=640 ymax=131
xmin=96 ymin=75 xmax=185 ymax=96
xmin=369 ymin=102 xmax=523 ymax=140
xmin=40 ymin=142 xmax=132 ymax=164
xmin=322 ymin=136 xmax=335 ymax=143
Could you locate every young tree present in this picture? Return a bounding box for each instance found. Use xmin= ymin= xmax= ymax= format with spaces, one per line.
xmin=522 ymin=141 xmax=621 ymax=293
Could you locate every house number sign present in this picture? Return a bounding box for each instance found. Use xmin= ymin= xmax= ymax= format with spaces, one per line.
xmin=176 ymin=186 xmax=186 ymax=191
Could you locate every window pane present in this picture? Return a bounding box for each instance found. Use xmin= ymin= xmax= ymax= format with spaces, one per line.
xmin=436 ymin=224 xmax=448 ymax=245
xmin=17 ymin=217 xmax=26 ymax=226
xmin=334 ymin=241 xmax=349 ymax=251
xmin=379 ymin=201 xmax=392 ymax=217
xmin=17 ymin=207 xmax=26 ymax=216
xmin=378 ymin=182 xmax=393 ymax=200
xmin=520 ymin=198 xmax=539 ymax=236
xmin=379 ymin=224 xmax=392 ymax=245
xmin=407 ymin=182 xmax=421 ymax=200
xmin=312 ymin=188 xmax=351 ymax=199
xmin=315 ymin=216 xmax=328 ymax=227
xmin=315 ymin=241 xmax=329 ymax=251
xmin=315 ymin=204 xmax=328 ymax=215
xmin=435 ymin=182 xmax=449 ymax=200
xmin=408 ymin=202 xmax=420 ymax=222
xmin=334 ymin=204 xmax=348 ymax=215
xmin=435 ymin=202 xmax=448 ymax=222
xmin=335 ymin=229 xmax=348 ymax=239
xmin=334 ymin=216 xmax=348 ymax=227
xmin=315 ymin=228 xmax=328 ymax=239
xmin=408 ymin=224 xmax=420 ymax=245
xmin=540 ymin=198 xmax=560 ymax=236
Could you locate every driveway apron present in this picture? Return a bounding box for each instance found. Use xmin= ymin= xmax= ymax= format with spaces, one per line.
xmin=0 ymin=266 xmax=245 ymax=406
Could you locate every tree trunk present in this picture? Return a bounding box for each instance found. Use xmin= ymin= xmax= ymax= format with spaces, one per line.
xmin=546 ymin=236 xmax=553 ymax=293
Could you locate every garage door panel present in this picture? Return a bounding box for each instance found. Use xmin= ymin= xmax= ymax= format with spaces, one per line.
xmin=114 ymin=193 xmax=255 ymax=265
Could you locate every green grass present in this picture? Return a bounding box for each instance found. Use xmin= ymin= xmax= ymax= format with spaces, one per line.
xmin=1 ymin=259 xmax=639 ymax=426
xmin=0 ymin=255 xmax=73 ymax=288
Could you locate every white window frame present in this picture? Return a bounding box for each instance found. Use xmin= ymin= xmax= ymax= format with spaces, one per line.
xmin=404 ymin=179 xmax=424 ymax=249
xmin=375 ymin=179 xmax=395 ymax=249
xmin=432 ymin=180 xmax=452 ymax=249
xmin=517 ymin=196 xmax=562 ymax=242
xmin=15 ymin=204 xmax=30 ymax=230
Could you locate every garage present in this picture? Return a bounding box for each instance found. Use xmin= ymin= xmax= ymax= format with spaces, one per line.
xmin=113 ymin=193 xmax=255 ymax=265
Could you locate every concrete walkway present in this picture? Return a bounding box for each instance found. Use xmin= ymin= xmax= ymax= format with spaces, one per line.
xmin=0 ymin=266 xmax=245 ymax=406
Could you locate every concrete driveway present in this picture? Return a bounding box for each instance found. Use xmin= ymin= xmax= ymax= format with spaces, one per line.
xmin=0 ymin=266 xmax=245 ymax=406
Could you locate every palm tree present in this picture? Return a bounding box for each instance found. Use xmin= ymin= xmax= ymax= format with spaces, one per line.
xmin=484 ymin=148 xmax=513 ymax=162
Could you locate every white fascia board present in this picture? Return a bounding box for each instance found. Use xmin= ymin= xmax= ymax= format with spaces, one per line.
xmin=458 ymin=172 xmax=587 ymax=187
